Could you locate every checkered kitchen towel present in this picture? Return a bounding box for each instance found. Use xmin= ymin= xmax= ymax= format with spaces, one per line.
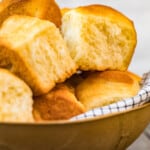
xmin=71 ymin=71 xmax=150 ymax=121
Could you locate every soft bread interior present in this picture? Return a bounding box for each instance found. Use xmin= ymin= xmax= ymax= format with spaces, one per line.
xmin=0 ymin=69 xmax=33 ymax=122
xmin=61 ymin=5 xmax=137 ymax=71
xmin=0 ymin=15 xmax=76 ymax=95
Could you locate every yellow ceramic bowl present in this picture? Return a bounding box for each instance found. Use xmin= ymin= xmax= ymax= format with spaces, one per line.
xmin=0 ymin=103 xmax=150 ymax=150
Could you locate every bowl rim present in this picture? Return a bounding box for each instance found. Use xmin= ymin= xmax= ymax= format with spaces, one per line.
xmin=0 ymin=102 xmax=150 ymax=126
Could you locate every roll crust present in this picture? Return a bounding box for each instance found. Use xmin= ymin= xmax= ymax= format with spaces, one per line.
xmin=0 ymin=0 xmax=62 ymax=27
xmin=33 ymin=84 xmax=85 ymax=121
xmin=76 ymin=71 xmax=141 ymax=110
xmin=61 ymin=8 xmax=70 ymax=16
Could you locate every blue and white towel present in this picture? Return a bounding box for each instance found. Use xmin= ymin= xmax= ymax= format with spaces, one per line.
xmin=71 ymin=71 xmax=150 ymax=121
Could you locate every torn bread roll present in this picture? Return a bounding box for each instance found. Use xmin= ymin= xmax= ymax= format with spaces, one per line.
xmin=33 ymin=84 xmax=85 ymax=121
xmin=76 ymin=71 xmax=141 ymax=110
xmin=0 ymin=15 xmax=76 ymax=96
xmin=61 ymin=4 xmax=137 ymax=71
xmin=0 ymin=0 xmax=62 ymax=27
xmin=0 ymin=68 xmax=33 ymax=122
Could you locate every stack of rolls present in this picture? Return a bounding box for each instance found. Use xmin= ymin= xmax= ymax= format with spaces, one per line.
xmin=0 ymin=1 xmax=141 ymax=122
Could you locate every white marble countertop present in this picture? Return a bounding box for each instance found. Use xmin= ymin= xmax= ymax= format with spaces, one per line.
xmin=56 ymin=1 xmax=150 ymax=149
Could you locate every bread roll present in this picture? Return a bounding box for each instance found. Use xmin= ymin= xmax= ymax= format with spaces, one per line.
xmin=76 ymin=71 xmax=141 ymax=110
xmin=0 ymin=15 xmax=76 ymax=96
xmin=0 ymin=68 xmax=33 ymax=122
xmin=61 ymin=5 xmax=137 ymax=71
xmin=0 ymin=0 xmax=17 ymax=12
xmin=61 ymin=8 xmax=70 ymax=16
xmin=0 ymin=0 xmax=61 ymax=27
xmin=33 ymin=84 xmax=85 ymax=121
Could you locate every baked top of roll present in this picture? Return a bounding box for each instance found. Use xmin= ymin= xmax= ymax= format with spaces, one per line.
xmin=61 ymin=4 xmax=137 ymax=71
xmin=0 ymin=0 xmax=62 ymax=27
xmin=76 ymin=71 xmax=141 ymax=110
xmin=33 ymin=84 xmax=85 ymax=121
xmin=75 ymin=5 xmax=133 ymax=25
xmin=61 ymin=7 xmax=70 ymax=16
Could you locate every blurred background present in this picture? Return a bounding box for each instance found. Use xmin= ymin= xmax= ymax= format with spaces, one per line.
xmin=56 ymin=0 xmax=150 ymax=76
xmin=56 ymin=0 xmax=150 ymax=149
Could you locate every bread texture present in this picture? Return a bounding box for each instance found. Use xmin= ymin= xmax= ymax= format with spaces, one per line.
xmin=0 ymin=15 xmax=76 ymax=96
xmin=0 ymin=0 xmax=17 ymax=11
xmin=33 ymin=84 xmax=85 ymax=121
xmin=76 ymin=71 xmax=141 ymax=110
xmin=61 ymin=4 xmax=137 ymax=71
xmin=0 ymin=0 xmax=61 ymax=27
xmin=0 ymin=68 xmax=33 ymax=122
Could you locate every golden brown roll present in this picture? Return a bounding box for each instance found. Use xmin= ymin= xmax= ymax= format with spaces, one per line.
xmin=0 ymin=0 xmax=62 ymax=27
xmin=61 ymin=4 xmax=137 ymax=71
xmin=33 ymin=84 xmax=85 ymax=121
xmin=76 ymin=71 xmax=141 ymax=110
xmin=61 ymin=7 xmax=70 ymax=16
xmin=0 ymin=15 xmax=76 ymax=96
xmin=0 ymin=0 xmax=17 ymax=12
xmin=0 ymin=68 xmax=33 ymax=122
